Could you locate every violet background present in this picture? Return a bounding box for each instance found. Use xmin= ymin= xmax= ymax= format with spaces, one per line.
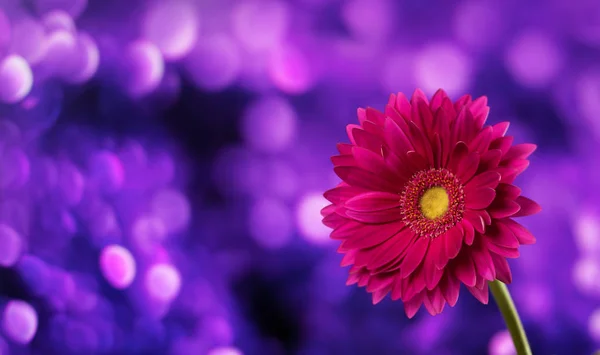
xmin=0 ymin=0 xmax=598 ymax=354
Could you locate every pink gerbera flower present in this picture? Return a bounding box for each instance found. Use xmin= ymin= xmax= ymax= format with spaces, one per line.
xmin=321 ymin=89 xmax=541 ymax=318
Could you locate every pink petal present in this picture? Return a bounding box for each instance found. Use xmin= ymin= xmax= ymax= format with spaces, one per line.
xmin=486 ymin=222 xmax=519 ymax=249
xmin=490 ymin=253 xmax=512 ymax=284
xmin=495 ymin=183 xmax=521 ymax=200
xmin=383 ymin=117 xmax=413 ymax=156
xmin=456 ymin=151 xmax=480 ymax=182
xmin=412 ymin=98 xmax=434 ymax=138
xmin=468 ymin=96 xmax=489 ymax=129
xmin=407 ymin=121 xmax=435 ymax=166
xmin=324 ymin=185 xmax=367 ymax=204
xmin=411 ymin=88 xmax=429 ymax=105
xmin=491 ymin=122 xmax=510 ymax=139
xmin=465 ymin=187 xmax=496 ymax=209
xmin=342 ymin=221 xmax=406 ymax=249
xmin=404 ymin=292 xmax=425 ymax=318
xmin=340 ymin=250 xmax=357 ymax=266
xmin=337 ymin=143 xmax=353 ymax=155
xmin=331 ymin=154 xmax=355 ymax=167
xmin=454 ymin=94 xmax=472 ymax=112
xmin=430 ymin=89 xmax=450 ymax=111
xmin=488 ymin=199 xmax=521 ymax=219
xmin=424 ymin=240 xmax=445 ymax=289
xmin=429 ymin=287 xmax=446 ymax=314
xmin=400 ymin=237 xmax=430 ymax=278
xmin=440 ymin=273 xmax=460 ymax=306
xmin=464 ymin=210 xmax=485 ymax=233
xmin=489 ymin=136 xmax=514 ymax=156
xmin=365 ymin=107 xmax=386 ymax=125
xmin=448 ymin=142 xmax=469 ymax=172
xmin=504 ymin=143 xmax=537 ymax=160
xmin=320 ymin=204 xmax=337 ymax=217
xmin=487 ymin=242 xmax=520 ymax=258
xmin=345 ymin=191 xmax=401 ymax=212
xmin=467 ymin=283 xmax=489 ymax=304
xmin=513 ymin=196 xmax=541 ymax=217
xmin=334 ymin=166 xmax=399 ymax=192
xmin=471 ymin=241 xmax=496 ymax=281
xmin=431 ymin=235 xmax=449 ymax=269
xmin=349 ymin=126 xmax=383 ymax=153
xmin=393 ymin=92 xmax=412 ymax=121
xmin=357 ymin=107 xmax=367 ymax=125
xmin=453 ymin=254 xmax=477 ymax=287
xmin=345 ymin=208 xmax=401 ymax=224
xmin=366 ymin=273 xmax=394 ymax=292
xmin=468 ymin=126 xmax=493 ymax=154
xmin=466 ymin=171 xmax=501 ymax=191
xmin=478 ymin=149 xmax=502 ymax=172
xmin=391 ymin=275 xmax=403 ymax=300
xmin=366 ymin=228 xmax=417 ymax=270
xmin=500 ymin=218 xmax=536 ymax=245
xmin=444 ymin=225 xmax=464 ymax=260
xmin=322 ymin=212 xmax=346 ymax=228
xmin=461 ymin=220 xmax=476 ymax=245
xmin=401 ymin=266 xmax=427 ymax=301
xmin=372 ymin=285 xmax=392 ymax=304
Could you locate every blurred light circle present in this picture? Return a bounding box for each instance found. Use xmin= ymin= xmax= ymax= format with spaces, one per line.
xmin=2 ymin=300 xmax=38 ymax=345
xmin=415 ymin=42 xmax=471 ymax=97
xmin=452 ymin=1 xmax=504 ymax=50
xmin=296 ymin=193 xmax=331 ymax=245
xmin=589 ymin=308 xmax=600 ymax=341
xmin=185 ymin=34 xmax=241 ymax=92
xmin=488 ymin=330 xmax=516 ymax=355
xmin=88 ymin=151 xmax=125 ymax=193
xmin=241 ymin=96 xmax=297 ymax=153
xmin=573 ymin=212 xmax=600 ymax=255
xmin=9 ymin=17 xmax=46 ymax=64
xmin=66 ymin=32 xmax=100 ymax=84
xmin=0 ymin=147 xmax=30 ymax=189
xmin=100 ymin=245 xmax=136 ymax=289
xmin=65 ymin=320 xmax=99 ymax=353
xmin=41 ymin=10 xmax=76 ymax=33
xmin=0 ymin=10 xmax=10 ymax=53
xmin=131 ymin=216 xmax=167 ymax=254
xmin=262 ymin=159 xmax=298 ymax=199
xmin=57 ymin=161 xmax=85 ymax=206
xmin=0 ymin=55 xmax=33 ymax=104
xmin=142 ymin=1 xmax=199 ymax=60
xmin=148 ymin=152 xmax=175 ymax=186
xmin=151 ymin=189 xmax=191 ymax=233
xmin=145 ymin=263 xmax=182 ymax=302
xmin=0 ymin=120 xmax=21 ymax=148
xmin=16 ymin=255 xmax=51 ymax=296
xmin=124 ymin=40 xmax=165 ymax=97
xmin=572 ymin=257 xmax=600 ymax=295
xmin=574 ymin=69 xmax=600 ymax=138
xmin=341 ymin=0 xmax=393 ymax=42
xmin=0 ymin=224 xmax=23 ymax=267
xmin=248 ymin=198 xmax=294 ymax=249
xmin=31 ymin=0 xmax=88 ymax=18
xmin=231 ymin=0 xmax=289 ymax=52
xmin=201 ymin=316 xmax=234 ymax=345
xmin=504 ymin=31 xmax=563 ymax=88
xmin=88 ymin=203 xmax=121 ymax=245
xmin=268 ymin=45 xmax=314 ymax=94
xmin=208 ymin=346 xmax=243 ymax=355
xmin=41 ymin=29 xmax=78 ymax=79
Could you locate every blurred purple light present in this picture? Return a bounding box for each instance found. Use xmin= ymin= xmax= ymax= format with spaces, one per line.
xmin=99 ymin=245 xmax=137 ymax=289
xmin=57 ymin=161 xmax=85 ymax=206
xmin=414 ymin=42 xmax=472 ymax=97
xmin=66 ymin=32 xmax=99 ymax=84
xmin=30 ymin=0 xmax=88 ymax=18
xmin=2 ymin=300 xmax=38 ymax=345
xmin=380 ymin=49 xmax=416 ymax=95
xmin=0 ymin=223 xmax=23 ymax=267
xmin=0 ymin=147 xmax=30 ymax=190
xmin=268 ymin=45 xmax=314 ymax=94
xmin=41 ymin=29 xmax=77 ymax=80
xmin=145 ymin=263 xmax=182 ymax=303
xmin=16 ymin=255 xmax=51 ymax=295
xmin=241 ymin=96 xmax=297 ymax=153
xmin=341 ymin=0 xmax=394 ymax=42
xmin=41 ymin=10 xmax=76 ymax=33
xmin=504 ymin=31 xmax=563 ymax=88
xmin=207 ymin=346 xmax=243 ymax=355
xmin=572 ymin=257 xmax=600 ymax=295
xmin=184 ymin=34 xmax=241 ymax=92
xmin=248 ymin=198 xmax=294 ymax=250
xmin=142 ymin=1 xmax=199 ymax=61
xmin=296 ymin=193 xmax=332 ymax=245
xmin=88 ymin=202 xmax=122 ymax=246
xmin=574 ymin=69 xmax=600 ymax=137
xmin=231 ymin=0 xmax=289 ymax=52
xmin=212 ymin=146 xmax=263 ymax=196
xmin=0 ymin=55 xmax=33 ymax=104
xmin=0 ymin=10 xmax=10 ymax=54
xmin=573 ymin=211 xmax=600 ymax=256
xmin=9 ymin=17 xmax=46 ymax=65
xmin=131 ymin=216 xmax=167 ymax=254
xmin=452 ymin=1 xmax=505 ymax=50
xmin=150 ymin=188 xmax=191 ymax=234
xmin=589 ymin=308 xmax=600 ymax=342
xmin=64 ymin=320 xmax=99 ymax=353
xmin=88 ymin=151 xmax=125 ymax=194
xmin=123 ymin=40 xmax=165 ymax=97
xmin=488 ymin=330 xmax=516 ymax=355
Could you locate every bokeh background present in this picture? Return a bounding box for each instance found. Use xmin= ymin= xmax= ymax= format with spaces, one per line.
xmin=0 ymin=0 xmax=598 ymax=354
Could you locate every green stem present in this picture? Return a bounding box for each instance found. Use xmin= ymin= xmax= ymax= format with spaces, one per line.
xmin=489 ymin=280 xmax=532 ymax=355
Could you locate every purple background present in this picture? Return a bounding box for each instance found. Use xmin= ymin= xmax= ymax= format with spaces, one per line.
xmin=0 ymin=0 xmax=598 ymax=354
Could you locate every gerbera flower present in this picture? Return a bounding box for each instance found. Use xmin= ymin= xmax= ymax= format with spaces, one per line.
xmin=321 ymin=89 xmax=541 ymax=318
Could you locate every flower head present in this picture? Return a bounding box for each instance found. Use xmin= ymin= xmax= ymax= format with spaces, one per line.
xmin=321 ymin=89 xmax=541 ymax=318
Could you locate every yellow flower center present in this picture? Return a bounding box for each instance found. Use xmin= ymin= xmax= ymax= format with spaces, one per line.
xmin=419 ymin=186 xmax=449 ymax=220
